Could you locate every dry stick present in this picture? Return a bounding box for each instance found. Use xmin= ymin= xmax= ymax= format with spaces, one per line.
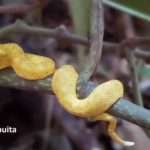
xmin=0 ymin=69 xmax=150 ymax=129
xmin=104 ymin=39 xmax=150 ymax=60
xmin=121 ymin=14 xmax=150 ymax=137
xmin=0 ymin=4 xmax=35 ymax=15
xmin=0 ymin=20 xmax=89 ymax=46
xmin=122 ymin=14 xmax=143 ymax=106
xmin=79 ymin=0 xmax=104 ymax=87
xmin=0 ymin=19 xmax=150 ymax=60
xmin=0 ymin=2 xmax=149 ymax=58
xmin=135 ymin=48 xmax=150 ymax=61
xmin=126 ymin=50 xmax=144 ymax=106
xmin=0 ymin=0 xmax=40 ymax=15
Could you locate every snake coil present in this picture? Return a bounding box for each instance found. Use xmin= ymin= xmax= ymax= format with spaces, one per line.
xmin=0 ymin=43 xmax=134 ymax=146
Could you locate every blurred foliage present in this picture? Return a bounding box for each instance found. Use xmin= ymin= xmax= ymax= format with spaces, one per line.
xmin=2 ymin=0 xmax=24 ymax=4
xmin=103 ymin=0 xmax=150 ymax=22
xmin=68 ymin=0 xmax=91 ymax=37
xmin=68 ymin=0 xmax=92 ymax=69
xmin=138 ymin=65 xmax=150 ymax=78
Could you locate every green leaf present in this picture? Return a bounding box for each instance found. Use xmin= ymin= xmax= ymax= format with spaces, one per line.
xmin=68 ymin=0 xmax=91 ymax=69
xmin=68 ymin=0 xmax=91 ymax=36
xmin=137 ymin=65 xmax=150 ymax=78
xmin=103 ymin=0 xmax=150 ymax=22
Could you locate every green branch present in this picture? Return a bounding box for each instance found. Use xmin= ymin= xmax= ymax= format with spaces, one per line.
xmin=0 ymin=69 xmax=150 ymax=129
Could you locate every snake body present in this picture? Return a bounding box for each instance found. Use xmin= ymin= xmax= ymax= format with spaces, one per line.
xmin=0 ymin=43 xmax=134 ymax=146
xmin=52 ymin=65 xmax=123 ymax=117
xmin=0 ymin=43 xmax=55 ymax=80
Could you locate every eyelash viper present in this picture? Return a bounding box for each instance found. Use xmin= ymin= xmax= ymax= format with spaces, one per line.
xmin=0 ymin=43 xmax=134 ymax=146
xmin=0 ymin=43 xmax=55 ymax=80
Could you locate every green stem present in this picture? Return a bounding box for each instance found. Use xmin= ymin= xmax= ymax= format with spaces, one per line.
xmin=0 ymin=69 xmax=150 ymax=129
xmin=78 ymin=0 xmax=104 ymax=88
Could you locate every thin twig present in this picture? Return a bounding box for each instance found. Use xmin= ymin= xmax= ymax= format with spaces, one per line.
xmin=121 ymin=13 xmax=150 ymax=137
xmin=0 ymin=20 xmax=89 ymax=46
xmin=78 ymin=0 xmax=104 ymax=87
xmin=126 ymin=49 xmax=144 ymax=106
xmin=0 ymin=0 xmax=41 ymax=15
xmin=134 ymin=48 xmax=150 ymax=61
xmin=122 ymin=13 xmax=143 ymax=106
xmin=0 ymin=19 xmax=149 ymax=61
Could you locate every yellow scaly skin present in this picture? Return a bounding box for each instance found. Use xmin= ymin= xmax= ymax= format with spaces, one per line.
xmin=0 ymin=43 xmax=55 ymax=80
xmin=52 ymin=65 xmax=134 ymax=146
xmin=0 ymin=48 xmax=10 ymax=69
xmin=0 ymin=43 xmax=134 ymax=146
xmin=12 ymin=53 xmax=55 ymax=80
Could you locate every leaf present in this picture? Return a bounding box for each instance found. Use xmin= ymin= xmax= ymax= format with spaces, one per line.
xmin=103 ymin=0 xmax=150 ymax=22
xmin=68 ymin=0 xmax=91 ymax=69
xmin=68 ymin=0 xmax=91 ymax=36
xmin=137 ymin=65 xmax=150 ymax=78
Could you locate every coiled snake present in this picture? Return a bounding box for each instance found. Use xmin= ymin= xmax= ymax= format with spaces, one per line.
xmin=0 ymin=43 xmax=134 ymax=146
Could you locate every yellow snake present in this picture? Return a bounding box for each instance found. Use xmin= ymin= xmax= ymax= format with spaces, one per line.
xmin=0 ymin=43 xmax=55 ymax=80
xmin=0 ymin=43 xmax=134 ymax=146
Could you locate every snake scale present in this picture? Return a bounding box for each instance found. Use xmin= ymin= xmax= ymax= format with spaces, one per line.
xmin=0 ymin=43 xmax=134 ymax=146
